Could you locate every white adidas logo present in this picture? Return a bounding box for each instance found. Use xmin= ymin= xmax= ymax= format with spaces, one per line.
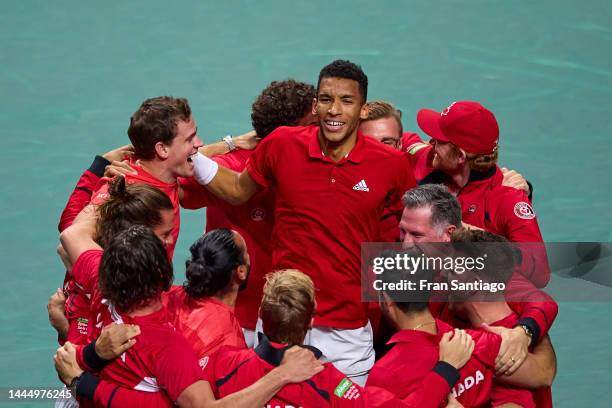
xmin=353 ymin=179 xmax=370 ymax=192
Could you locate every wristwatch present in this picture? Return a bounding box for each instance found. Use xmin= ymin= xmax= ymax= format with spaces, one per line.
xmin=222 ymin=135 xmax=236 ymax=152
xmin=516 ymin=324 xmax=533 ymax=345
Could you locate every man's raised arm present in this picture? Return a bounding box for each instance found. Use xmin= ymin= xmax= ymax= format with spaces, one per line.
xmin=191 ymin=153 xmax=261 ymax=205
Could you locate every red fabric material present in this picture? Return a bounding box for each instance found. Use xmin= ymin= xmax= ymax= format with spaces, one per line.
xmin=368 ymin=319 xmax=500 ymax=407
xmin=65 ymin=249 xmax=103 ymax=345
xmin=456 ymin=166 xmax=551 ymax=287
xmin=179 ymin=149 xmax=274 ymax=330
xmin=94 ymin=306 xmax=204 ymax=403
xmin=162 ymin=285 xmax=246 ymax=359
xmin=58 ymin=169 xmax=101 ymax=232
xmin=91 ymin=160 xmax=180 ymax=260
xmin=202 ymin=343 xmax=429 ymax=407
xmin=245 ymin=125 xmax=415 ymax=328
xmin=416 ymin=101 xmax=499 ymax=155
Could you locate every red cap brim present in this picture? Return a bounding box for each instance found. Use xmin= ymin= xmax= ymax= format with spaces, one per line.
xmin=417 ymin=109 xmax=450 ymax=142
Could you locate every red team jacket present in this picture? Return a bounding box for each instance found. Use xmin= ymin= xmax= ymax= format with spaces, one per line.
xmin=367 ymin=319 xmax=536 ymax=408
xmin=401 ymin=132 xmax=550 ymax=288
xmin=203 ymin=335 xmax=451 ymax=408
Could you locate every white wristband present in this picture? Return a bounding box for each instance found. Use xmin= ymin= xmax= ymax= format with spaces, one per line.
xmin=192 ymin=153 xmax=219 ymax=185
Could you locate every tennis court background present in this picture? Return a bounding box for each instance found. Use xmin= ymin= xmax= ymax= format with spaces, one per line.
xmin=1 ymin=1 xmax=610 ymax=406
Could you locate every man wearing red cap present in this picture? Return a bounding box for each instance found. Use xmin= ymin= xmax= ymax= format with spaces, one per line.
xmin=414 ymin=101 xmax=550 ymax=288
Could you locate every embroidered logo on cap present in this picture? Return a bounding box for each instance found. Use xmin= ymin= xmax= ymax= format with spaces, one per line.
xmin=441 ymin=101 xmax=457 ymax=116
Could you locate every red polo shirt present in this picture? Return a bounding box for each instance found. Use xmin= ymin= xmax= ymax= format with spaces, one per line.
xmin=203 ymin=335 xmax=439 ymax=407
xmin=179 ymin=149 xmax=275 ymax=330
xmin=162 ymin=285 xmax=246 ymax=358
xmin=246 ymin=125 xmax=415 ymax=328
xmin=367 ymin=319 xmax=500 ymax=408
xmin=91 ymin=159 xmax=180 ymax=260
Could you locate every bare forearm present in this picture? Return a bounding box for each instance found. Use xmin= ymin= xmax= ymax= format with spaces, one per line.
xmin=498 ymin=335 xmax=556 ymax=388
xmin=199 ymin=143 xmax=229 ymax=157
xmin=203 ymin=367 xmax=289 ymax=408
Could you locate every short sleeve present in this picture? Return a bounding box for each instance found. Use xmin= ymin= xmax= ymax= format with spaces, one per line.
xmin=72 ymin=250 xmax=104 ymax=294
xmin=245 ymin=131 xmax=284 ymax=189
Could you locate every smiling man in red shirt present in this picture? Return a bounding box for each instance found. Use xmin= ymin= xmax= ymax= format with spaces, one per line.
xmin=190 ymin=60 xmax=416 ymax=384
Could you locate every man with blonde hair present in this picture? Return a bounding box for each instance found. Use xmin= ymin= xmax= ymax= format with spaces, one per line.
xmin=202 ymin=269 xmax=476 ymax=407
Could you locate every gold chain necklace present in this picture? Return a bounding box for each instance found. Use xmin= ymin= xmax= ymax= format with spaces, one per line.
xmin=409 ymin=321 xmax=436 ymax=330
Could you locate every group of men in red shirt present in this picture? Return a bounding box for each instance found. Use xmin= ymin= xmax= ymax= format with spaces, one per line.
xmin=49 ymin=59 xmax=557 ymax=407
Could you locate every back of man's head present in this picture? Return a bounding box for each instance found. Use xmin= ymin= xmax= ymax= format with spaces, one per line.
xmin=381 ymin=248 xmax=432 ymax=314
xmin=99 ymin=225 xmax=173 ymax=313
xmin=251 ymin=79 xmax=316 ymax=138
xmin=260 ymin=269 xmax=315 ymax=346
xmin=403 ymin=184 xmax=462 ymax=230
xmin=318 ymin=60 xmax=368 ymax=102
xmin=184 ymin=229 xmax=246 ymax=299
xmin=128 ymin=96 xmax=191 ymax=160
xmin=451 ymin=228 xmax=517 ymax=286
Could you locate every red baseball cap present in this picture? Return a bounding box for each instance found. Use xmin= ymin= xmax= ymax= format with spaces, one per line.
xmin=416 ymin=101 xmax=499 ymax=154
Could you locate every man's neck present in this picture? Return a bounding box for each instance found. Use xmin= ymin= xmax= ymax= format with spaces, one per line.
xmin=138 ymin=159 xmax=176 ymax=184
xmin=318 ymin=132 xmax=357 ymax=162
xmin=396 ymin=310 xmax=437 ymax=335
xmin=128 ymin=298 xmax=162 ymax=317
xmin=215 ymin=290 xmax=238 ymax=309
xmin=464 ymin=301 xmax=513 ymax=327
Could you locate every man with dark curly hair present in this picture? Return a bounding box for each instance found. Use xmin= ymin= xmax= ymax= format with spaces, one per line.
xmin=251 ymin=79 xmax=317 ymax=138
xmin=191 ymin=60 xmax=416 ymax=385
xmin=180 ymin=79 xmax=317 ymax=347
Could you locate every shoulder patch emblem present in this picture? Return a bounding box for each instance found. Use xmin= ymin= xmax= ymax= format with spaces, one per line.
xmin=406 ymin=143 xmax=429 ymax=155
xmin=334 ymin=378 xmax=353 ymax=398
xmin=199 ymin=356 xmax=209 ymax=369
xmin=514 ymin=202 xmax=536 ymax=220
xmin=251 ymin=208 xmax=266 ymax=221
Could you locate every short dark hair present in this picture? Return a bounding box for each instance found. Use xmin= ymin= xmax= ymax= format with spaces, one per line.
xmin=403 ymin=184 xmax=462 ymax=229
xmin=317 ymin=60 xmax=368 ymax=102
xmin=451 ymin=228 xmax=517 ymax=285
xmin=380 ymin=248 xmax=431 ymax=313
xmin=127 ymin=96 xmax=192 ymax=160
xmin=95 ymin=176 xmax=173 ymax=248
xmin=251 ymin=79 xmax=316 ymax=138
xmin=184 ymin=229 xmax=245 ymax=298
xmin=99 ymin=225 xmax=173 ymax=313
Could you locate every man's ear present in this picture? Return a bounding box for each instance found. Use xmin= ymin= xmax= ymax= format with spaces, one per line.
xmin=236 ymin=265 xmax=247 ymax=282
xmin=444 ymin=224 xmax=457 ymax=240
xmin=311 ymin=98 xmax=317 ymax=115
xmin=359 ymin=104 xmax=369 ymax=120
xmin=456 ymin=148 xmax=467 ymax=164
xmin=155 ymin=142 xmax=169 ymax=159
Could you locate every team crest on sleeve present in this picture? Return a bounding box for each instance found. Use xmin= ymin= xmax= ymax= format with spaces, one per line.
xmin=250 ymin=208 xmax=266 ymax=221
xmin=198 ymin=356 xmax=209 ymax=369
xmin=514 ymin=202 xmax=536 ymax=220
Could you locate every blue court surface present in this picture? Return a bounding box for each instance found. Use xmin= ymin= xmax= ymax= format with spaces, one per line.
xmin=1 ymin=1 xmax=610 ymax=406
